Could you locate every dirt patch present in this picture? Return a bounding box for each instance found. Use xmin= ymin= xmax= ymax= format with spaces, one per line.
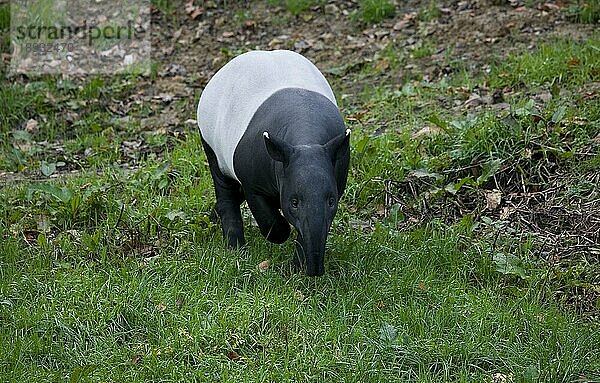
xmin=150 ymin=0 xmax=595 ymax=98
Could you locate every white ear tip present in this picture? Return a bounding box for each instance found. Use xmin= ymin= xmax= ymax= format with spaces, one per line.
xmin=263 ymin=132 xmax=270 ymax=139
xmin=345 ymin=129 xmax=351 ymax=136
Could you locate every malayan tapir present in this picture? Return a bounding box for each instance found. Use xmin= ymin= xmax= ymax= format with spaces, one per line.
xmin=197 ymin=50 xmax=350 ymax=276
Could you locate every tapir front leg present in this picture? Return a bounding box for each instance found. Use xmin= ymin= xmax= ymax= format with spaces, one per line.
xmin=201 ymin=138 xmax=246 ymax=248
xmin=245 ymin=193 xmax=291 ymax=244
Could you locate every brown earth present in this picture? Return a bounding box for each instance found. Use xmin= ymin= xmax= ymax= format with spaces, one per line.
xmin=150 ymin=0 xmax=595 ymax=97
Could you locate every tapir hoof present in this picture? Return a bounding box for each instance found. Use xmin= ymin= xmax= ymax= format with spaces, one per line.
xmin=224 ymin=228 xmax=245 ymax=249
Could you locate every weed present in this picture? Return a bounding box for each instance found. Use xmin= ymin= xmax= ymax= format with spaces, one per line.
xmin=267 ymin=0 xmax=320 ymax=15
xmin=417 ymin=0 xmax=441 ymax=22
xmin=411 ymin=40 xmax=435 ymax=59
xmin=490 ymin=38 xmax=600 ymax=89
xmin=358 ymin=0 xmax=395 ymax=23
xmin=151 ymin=0 xmax=175 ymax=16
xmin=0 ymin=4 xmax=9 ymax=57
xmin=568 ymin=0 xmax=600 ymax=24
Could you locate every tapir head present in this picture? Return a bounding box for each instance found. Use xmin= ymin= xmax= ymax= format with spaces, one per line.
xmin=263 ymin=130 xmax=350 ymax=276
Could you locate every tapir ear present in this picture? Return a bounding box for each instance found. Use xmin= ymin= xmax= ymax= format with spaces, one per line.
xmin=263 ymin=132 xmax=294 ymax=165
xmin=324 ymin=129 xmax=350 ymax=163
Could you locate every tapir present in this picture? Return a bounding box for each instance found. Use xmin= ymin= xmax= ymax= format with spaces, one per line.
xmin=197 ymin=50 xmax=350 ymax=276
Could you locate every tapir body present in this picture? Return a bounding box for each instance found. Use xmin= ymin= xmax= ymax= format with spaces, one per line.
xmin=197 ymin=50 xmax=350 ymax=276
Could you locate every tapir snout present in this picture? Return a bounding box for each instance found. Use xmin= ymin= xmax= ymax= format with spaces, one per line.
xmin=296 ymin=212 xmax=331 ymax=277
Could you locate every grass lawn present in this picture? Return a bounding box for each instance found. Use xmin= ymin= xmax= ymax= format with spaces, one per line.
xmin=1 ymin=3 xmax=599 ymax=380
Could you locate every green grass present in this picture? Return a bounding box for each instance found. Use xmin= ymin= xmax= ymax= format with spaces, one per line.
xmin=151 ymin=0 xmax=175 ymax=16
xmin=358 ymin=0 xmax=395 ymax=23
xmin=417 ymin=0 xmax=441 ymax=22
xmin=1 ymin=31 xmax=600 ymax=383
xmin=490 ymin=38 xmax=600 ymax=89
xmin=2 ymin=173 xmax=599 ymax=381
xmin=267 ymin=0 xmax=322 ymax=15
xmin=0 ymin=2 xmax=9 ymax=54
xmin=568 ymin=0 xmax=600 ymax=23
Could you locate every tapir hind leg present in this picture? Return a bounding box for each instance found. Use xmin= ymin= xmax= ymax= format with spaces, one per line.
xmin=201 ymin=137 xmax=245 ymax=248
xmin=245 ymin=193 xmax=290 ymax=244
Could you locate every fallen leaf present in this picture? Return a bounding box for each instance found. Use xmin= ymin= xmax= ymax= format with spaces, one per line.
xmin=375 ymin=58 xmax=390 ymax=71
xmin=132 ymin=355 xmax=143 ymax=364
xmin=347 ymin=110 xmax=367 ymax=121
xmin=25 ymin=119 xmax=39 ymax=132
xmin=172 ymin=28 xmax=183 ymax=42
xmin=157 ymin=303 xmax=167 ymax=312
xmin=268 ymin=38 xmax=284 ymax=48
xmin=257 ymin=259 xmax=271 ymax=271
xmin=226 ymin=350 xmax=239 ymax=361
xmin=485 ymin=190 xmax=502 ymax=211
xmin=190 ymin=8 xmax=204 ymax=19
xmin=411 ymin=125 xmax=445 ymax=139
xmin=539 ymin=2 xmax=561 ymax=11
xmin=393 ymin=20 xmax=410 ymax=30
xmin=184 ymin=1 xmax=197 ymax=14
xmin=490 ymin=372 xmax=513 ymax=383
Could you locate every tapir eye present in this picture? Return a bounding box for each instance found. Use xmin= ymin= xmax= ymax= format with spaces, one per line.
xmin=291 ymin=198 xmax=299 ymax=209
xmin=328 ymin=197 xmax=335 ymax=208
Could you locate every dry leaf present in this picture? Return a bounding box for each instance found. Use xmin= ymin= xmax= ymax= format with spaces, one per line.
xmin=412 ymin=125 xmax=445 ymax=139
xmin=393 ymin=20 xmax=410 ymax=30
xmin=25 ymin=119 xmax=38 ymax=132
xmin=257 ymin=259 xmax=271 ymax=271
xmin=490 ymin=372 xmax=513 ymax=383
xmin=157 ymin=303 xmax=167 ymax=312
xmin=375 ymin=58 xmax=390 ymax=71
xmin=227 ymin=350 xmax=239 ymax=361
xmin=191 ymin=8 xmax=204 ymax=19
xmin=348 ymin=110 xmax=367 ymax=121
xmin=132 ymin=355 xmax=143 ymax=364
xmin=485 ymin=190 xmax=502 ymax=211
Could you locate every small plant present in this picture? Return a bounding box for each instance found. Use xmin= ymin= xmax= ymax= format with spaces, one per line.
xmin=268 ymin=0 xmax=319 ymax=15
xmin=0 ymin=4 xmax=10 ymax=58
xmin=417 ymin=0 xmax=441 ymax=22
xmin=411 ymin=40 xmax=435 ymax=59
xmin=359 ymin=0 xmax=395 ymax=23
xmin=151 ymin=0 xmax=174 ymax=16
xmin=568 ymin=0 xmax=600 ymax=24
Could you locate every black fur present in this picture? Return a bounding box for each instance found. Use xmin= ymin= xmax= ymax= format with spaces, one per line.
xmin=202 ymin=87 xmax=350 ymax=276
